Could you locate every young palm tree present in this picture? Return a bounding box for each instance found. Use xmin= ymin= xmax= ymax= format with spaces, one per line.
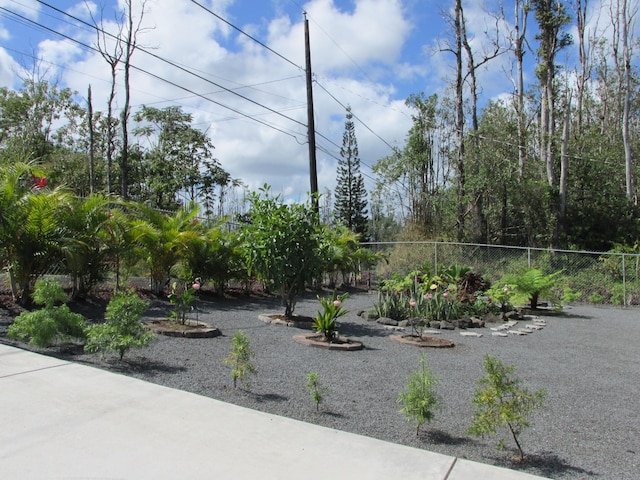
xmin=59 ymin=194 xmax=111 ymax=299
xmin=1 ymin=170 xmax=74 ymax=304
xmin=131 ymin=202 xmax=202 ymax=295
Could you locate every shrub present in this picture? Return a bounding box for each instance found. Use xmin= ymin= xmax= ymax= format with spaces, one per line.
xmin=313 ymin=291 xmax=349 ymax=341
xmin=8 ymin=278 xmax=86 ymax=348
xmin=306 ymin=371 xmax=329 ymax=412
xmin=224 ymin=330 xmax=257 ymax=389
xmin=469 ymin=354 xmax=546 ymax=462
xmin=85 ymin=290 xmax=152 ymax=360
xmin=397 ymin=354 xmax=440 ymax=436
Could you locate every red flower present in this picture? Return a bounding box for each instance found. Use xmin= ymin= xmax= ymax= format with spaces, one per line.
xmin=32 ymin=175 xmax=47 ymax=190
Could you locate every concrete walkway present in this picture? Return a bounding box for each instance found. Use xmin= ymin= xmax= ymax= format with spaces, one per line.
xmin=0 ymin=344 xmax=549 ymax=479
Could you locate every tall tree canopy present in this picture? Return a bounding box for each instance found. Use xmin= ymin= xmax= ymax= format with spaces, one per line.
xmin=334 ymin=106 xmax=369 ymax=240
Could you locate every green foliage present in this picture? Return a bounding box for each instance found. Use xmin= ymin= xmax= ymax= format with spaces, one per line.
xmin=561 ymin=286 xmax=581 ymax=303
xmin=224 ymin=330 xmax=257 ymax=389
xmin=131 ymin=105 xmax=229 ymax=211
xmin=373 ymin=290 xmax=410 ymax=321
xmin=500 ymin=269 xmax=564 ymax=310
xmin=485 ymin=283 xmax=516 ymax=313
xmin=131 ymin=202 xmax=202 ymax=295
xmin=469 ymin=355 xmax=547 ymax=461
xmin=397 ymin=354 xmax=440 ymax=436
xmin=240 ymin=185 xmax=327 ymax=318
xmin=8 ymin=278 xmax=86 ymax=347
xmin=167 ymin=281 xmax=198 ymax=325
xmin=306 ymin=371 xmax=329 ymax=412
xmin=60 ymin=194 xmax=111 ymax=299
xmin=313 ymin=291 xmax=349 ymax=341
xmin=423 ymin=285 xmax=461 ymax=324
xmin=182 ymin=223 xmax=246 ymax=296
xmin=85 ymin=290 xmax=152 ymax=360
xmin=322 ymin=225 xmax=381 ymax=287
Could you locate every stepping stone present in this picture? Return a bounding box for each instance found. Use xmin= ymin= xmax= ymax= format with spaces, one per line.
xmin=490 ymin=325 xmax=510 ymax=331
xmin=382 ymin=325 xmax=404 ymax=331
xmin=504 ymin=320 xmax=518 ymax=327
xmin=460 ymin=331 xmax=483 ymax=337
xmin=422 ymin=329 xmax=442 ymax=335
xmin=528 ymin=324 xmax=544 ymax=330
xmin=492 ymin=332 xmax=509 ymax=337
xmin=509 ymin=330 xmax=528 ymax=335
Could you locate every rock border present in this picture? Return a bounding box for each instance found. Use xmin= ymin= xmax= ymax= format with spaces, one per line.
xmin=292 ymin=333 xmax=364 ymax=351
xmin=258 ymin=313 xmax=314 ymax=328
xmin=144 ymin=319 xmax=222 ymax=338
xmin=389 ymin=334 xmax=455 ymax=348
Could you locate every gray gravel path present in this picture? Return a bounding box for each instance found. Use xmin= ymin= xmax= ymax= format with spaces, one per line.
xmin=5 ymin=291 xmax=640 ymax=479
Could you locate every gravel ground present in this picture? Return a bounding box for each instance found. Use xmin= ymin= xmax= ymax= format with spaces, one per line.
xmin=2 ymin=290 xmax=639 ymax=479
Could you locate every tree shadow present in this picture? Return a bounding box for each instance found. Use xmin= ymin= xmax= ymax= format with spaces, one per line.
xmin=339 ymin=321 xmax=392 ymax=338
xmin=102 ymin=357 xmax=187 ymax=377
xmin=248 ymin=392 xmax=289 ymax=403
xmin=489 ymin=450 xmax=598 ymax=478
xmin=319 ymin=410 xmax=345 ymax=419
xmin=423 ymin=429 xmax=476 ymax=446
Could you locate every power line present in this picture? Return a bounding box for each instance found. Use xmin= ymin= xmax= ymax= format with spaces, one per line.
xmin=0 ymin=5 xmax=306 ymax=141
xmin=314 ymin=79 xmax=398 ymax=152
xmin=34 ymin=0 xmax=309 ymax=130
xmin=187 ymin=0 xmax=303 ymax=71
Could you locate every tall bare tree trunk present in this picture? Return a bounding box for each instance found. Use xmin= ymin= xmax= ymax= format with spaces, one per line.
xmin=88 ymin=85 xmax=95 ymax=194
xmin=620 ymin=0 xmax=636 ymax=201
xmin=514 ymin=0 xmax=530 ymax=179
xmin=455 ymin=0 xmax=466 ymax=241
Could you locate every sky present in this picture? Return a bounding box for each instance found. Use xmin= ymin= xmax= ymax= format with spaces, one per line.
xmin=0 ymin=0 xmax=624 ymax=204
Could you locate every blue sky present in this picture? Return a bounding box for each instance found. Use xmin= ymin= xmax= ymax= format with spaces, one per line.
xmin=0 ymin=0 xmax=621 ymax=204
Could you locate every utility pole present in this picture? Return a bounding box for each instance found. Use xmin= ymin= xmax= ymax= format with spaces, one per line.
xmin=304 ymin=12 xmax=319 ymax=213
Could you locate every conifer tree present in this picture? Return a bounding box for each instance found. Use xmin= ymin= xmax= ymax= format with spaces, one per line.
xmin=335 ymin=106 xmax=368 ymax=239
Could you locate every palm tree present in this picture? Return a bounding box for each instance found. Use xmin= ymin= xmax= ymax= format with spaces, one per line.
xmin=183 ymin=221 xmax=246 ymax=295
xmin=323 ymin=225 xmax=380 ymax=288
xmin=131 ymin=202 xmax=202 ymax=295
xmin=1 ymin=168 xmax=74 ymax=303
xmin=59 ymin=194 xmax=112 ymax=299
xmin=99 ymin=203 xmax=140 ymax=292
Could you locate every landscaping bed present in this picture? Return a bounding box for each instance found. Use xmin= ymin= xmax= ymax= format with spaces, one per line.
xmin=1 ymin=290 xmax=638 ymax=480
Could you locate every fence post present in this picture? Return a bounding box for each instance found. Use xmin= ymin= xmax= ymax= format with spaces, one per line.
xmin=622 ymin=253 xmax=627 ymax=307
xmin=527 ymin=248 xmax=531 ymax=268
xmin=434 ymin=243 xmax=438 ymax=276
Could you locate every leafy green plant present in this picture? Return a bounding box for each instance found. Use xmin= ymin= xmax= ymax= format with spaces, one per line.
xmin=485 ymin=283 xmax=516 ymax=314
xmin=240 ymin=185 xmax=327 ymax=318
xmin=423 ymin=284 xmax=461 ymax=324
xmin=373 ymin=290 xmax=408 ymax=320
xmin=167 ymin=281 xmax=198 ymax=325
xmin=469 ymin=354 xmax=547 ymax=462
xmin=500 ymin=268 xmax=563 ymax=310
xmin=397 ymin=353 xmax=440 ymax=436
xmin=588 ymin=291 xmax=606 ymax=304
xmin=224 ymin=330 xmax=257 ymax=389
xmin=85 ymin=290 xmax=152 ymax=360
xmin=306 ymin=371 xmax=329 ymax=412
xmin=8 ymin=278 xmax=86 ymax=348
xmin=313 ymin=291 xmax=349 ymax=341
xmin=561 ymin=286 xmax=582 ymax=303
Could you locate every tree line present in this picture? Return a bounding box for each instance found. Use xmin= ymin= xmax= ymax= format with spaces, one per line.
xmin=370 ymin=0 xmax=639 ymax=251
xmin=1 ymin=0 xmax=638 ymax=254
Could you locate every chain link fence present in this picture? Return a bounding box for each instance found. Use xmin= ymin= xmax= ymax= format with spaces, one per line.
xmin=363 ymin=242 xmax=640 ymax=307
